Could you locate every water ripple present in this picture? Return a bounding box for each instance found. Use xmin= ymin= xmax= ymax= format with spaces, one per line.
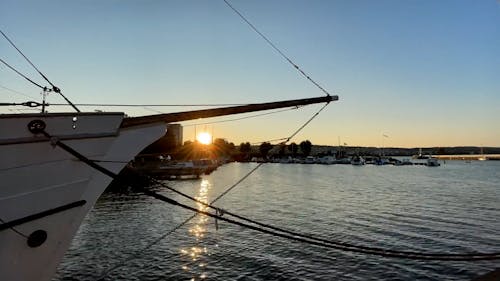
xmin=55 ymin=161 xmax=500 ymax=280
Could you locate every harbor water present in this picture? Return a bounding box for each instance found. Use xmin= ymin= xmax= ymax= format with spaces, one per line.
xmin=54 ymin=161 xmax=500 ymax=280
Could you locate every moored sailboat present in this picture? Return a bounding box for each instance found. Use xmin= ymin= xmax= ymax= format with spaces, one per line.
xmin=0 ymin=3 xmax=339 ymax=277
xmin=0 ymin=95 xmax=335 ymax=281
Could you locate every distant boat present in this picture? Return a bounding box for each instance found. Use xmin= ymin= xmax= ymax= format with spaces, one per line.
xmin=303 ymin=156 xmax=317 ymax=164
xmin=318 ymin=155 xmax=335 ymax=164
xmin=351 ymin=156 xmax=365 ymax=166
xmin=394 ymin=159 xmax=412 ymax=166
xmin=425 ymin=158 xmax=440 ymax=167
xmin=132 ymin=159 xmax=210 ymax=179
xmin=413 ymin=148 xmax=430 ymax=159
xmin=374 ymin=157 xmax=388 ymax=165
xmin=478 ymin=147 xmax=487 ymax=161
xmin=279 ymin=157 xmax=294 ymax=164
xmin=335 ymin=157 xmax=351 ymax=164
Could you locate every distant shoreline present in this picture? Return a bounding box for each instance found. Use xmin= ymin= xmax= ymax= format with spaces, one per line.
xmin=308 ymin=145 xmax=500 ymax=157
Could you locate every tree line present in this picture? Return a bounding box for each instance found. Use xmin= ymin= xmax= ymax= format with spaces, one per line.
xmin=141 ymin=137 xmax=314 ymax=161
xmin=238 ymin=140 xmax=312 ymax=160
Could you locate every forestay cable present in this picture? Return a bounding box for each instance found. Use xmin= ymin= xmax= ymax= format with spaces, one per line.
xmin=0 ymin=58 xmax=45 ymax=89
xmin=223 ymin=0 xmax=331 ymax=97
xmin=0 ymin=29 xmax=53 ymax=88
xmin=0 ymin=84 xmax=38 ymax=99
xmin=1 ymin=29 xmax=80 ymax=112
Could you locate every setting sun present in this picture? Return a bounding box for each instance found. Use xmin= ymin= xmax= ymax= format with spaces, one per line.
xmin=197 ymin=132 xmax=212 ymax=145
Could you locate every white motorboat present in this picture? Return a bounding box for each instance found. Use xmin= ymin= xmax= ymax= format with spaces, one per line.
xmin=318 ymin=155 xmax=336 ymax=164
xmin=132 ymin=157 xmax=219 ymax=179
xmin=303 ymin=156 xmax=317 ymax=164
xmin=351 ymin=155 xmax=365 ymax=166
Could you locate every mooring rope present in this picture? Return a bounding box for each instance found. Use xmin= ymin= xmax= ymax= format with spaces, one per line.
xmin=128 ymin=168 xmax=500 ymax=260
xmin=37 ymin=129 xmax=500 ymax=263
xmin=0 ymin=217 xmax=28 ymax=238
xmin=95 ymin=164 xmax=264 ymax=280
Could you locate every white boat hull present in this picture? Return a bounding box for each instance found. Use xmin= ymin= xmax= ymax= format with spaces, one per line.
xmin=0 ymin=113 xmax=165 ymax=281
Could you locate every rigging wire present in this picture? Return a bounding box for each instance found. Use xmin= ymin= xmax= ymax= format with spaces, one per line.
xmin=2 ymin=4 xmax=334 ymax=276
xmin=140 ymin=106 xmax=165 ymax=114
xmin=0 ymin=29 xmax=54 ymax=88
xmin=0 ymin=58 xmax=45 ymax=89
xmin=30 ymin=109 xmax=495 ymax=281
xmin=8 ymin=125 xmax=500 ymax=262
xmin=0 ymin=84 xmax=38 ymax=100
xmin=282 ymin=101 xmax=329 ymax=143
xmin=46 ymin=102 xmax=247 ymax=107
xmin=0 ymin=29 xmax=80 ymax=112
xmin=0 ymin=217 xmax=28 ymax=238
xmin=148 ymin=175 xmax=500 ymax=259
xmin=223 ymin=0 xmax=331 ymax=97
xmin=95 ymin=164 xmax=264 ymax=280
xmin=95 ymin=212 xmax=198 ymax=281
xmin=138 ymin=189 xmax=500 ymax=261
xmin=182 ymin=107 xmax=300 ymax=127
xmin=251 ymin=137 xmax=288 ymax=145
xmin=61 ymin=142 xmax=497 ymax=262
xmin=0 ymin=101 xmax=44 ymax=108
xmin=249 ymin=102 xmax=329 ymax=145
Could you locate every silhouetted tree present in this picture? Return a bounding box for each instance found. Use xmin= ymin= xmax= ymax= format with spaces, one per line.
xmin=238 ymin=142 xmax=252 ymax=161
xmin=300 ymin=140 xmax=312 ymax=156
xmin=213 ymin=138 xmax=233 ymax=157
xmin=259 ymin=142 xmax=273 ymax=159
xmin=437 ymin=147 xmax=446 ymax=155
xmin=277 ymin=144 xmax=286 ymax=158
xmin=175 ymin=141 xmax=199 ymax=160
xmin=239 ymin=142 xmax=251 ymax=154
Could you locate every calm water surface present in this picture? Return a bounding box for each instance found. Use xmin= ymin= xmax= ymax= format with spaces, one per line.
xmin=54 ymin=161 xmax=500 ymax=280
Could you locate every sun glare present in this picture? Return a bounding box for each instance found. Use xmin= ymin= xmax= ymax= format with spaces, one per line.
xmin=197 ymin=132 xmax=212 ymax=145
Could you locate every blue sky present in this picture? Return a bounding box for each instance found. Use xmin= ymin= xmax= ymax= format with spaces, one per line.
xmin=1 ymin=0 xmax=499 ymax=147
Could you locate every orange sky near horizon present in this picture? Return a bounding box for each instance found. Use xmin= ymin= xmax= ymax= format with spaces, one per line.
xmin=1 ymin=1 xmax=499 ymax=148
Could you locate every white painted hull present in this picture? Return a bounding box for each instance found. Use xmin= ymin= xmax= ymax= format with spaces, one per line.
xmin=0 ymin=113 xmax=166 ymax=281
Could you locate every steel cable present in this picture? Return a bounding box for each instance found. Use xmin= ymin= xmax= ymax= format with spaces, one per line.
xmin=223 ymin=0 xmax=331 ymax=97
xmin=1 ymin=29 xmax=80 ymax=112
xmin=37 ymin=129 xmax=500 ymax=263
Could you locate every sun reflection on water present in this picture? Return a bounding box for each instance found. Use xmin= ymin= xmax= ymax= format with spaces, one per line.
xmin=179 ymin=179 xmax=212 ymax=280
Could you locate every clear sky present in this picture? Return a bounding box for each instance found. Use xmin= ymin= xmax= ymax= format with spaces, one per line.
xmin=1 ymin=0 xmax=499 ymax=147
